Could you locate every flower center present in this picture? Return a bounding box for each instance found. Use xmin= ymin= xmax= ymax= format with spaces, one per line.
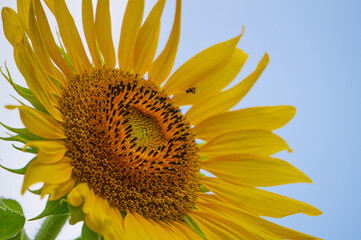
xmin=59 ymin=68 xmax=200 ymax=221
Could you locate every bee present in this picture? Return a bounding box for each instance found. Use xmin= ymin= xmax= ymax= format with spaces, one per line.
xmin=185 ymin=87 xmax=196 ymax=94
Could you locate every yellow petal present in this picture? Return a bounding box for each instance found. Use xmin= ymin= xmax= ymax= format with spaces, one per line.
xmin=33 ymin=0 xmax=73 ymax=79
xmin=54 ymin=0 xmax=91 ymax=73
xmin=201 ymin=154 xmax=312 ymax=187
xmin=28 ymin=4 xmax=67 ymax=88
xmin=22 ymin=157 xmax=72 ymax=194
xmin=6 ymin=105 xmax=65 ymax=139
xmin=150 ymin=220 xmax=179 ymax=240
xmin=186 ymin=53 xmax=269 ymax=125
xmin=200 ymin=177 xmax=322 ymax=218
xmin=95 ymin=0 xmax=116 ymax=68
xmin=69 ymin=186 xmax=125 ymax=239
xmin=43 ymin=0 xmax=56 ymax=15
xmin=118 ymin=0 xmax=144 ymax=71
xmin=1 ymin=7 xmax=26 ymax=45
xmin=82 ymin=0 xmax=102 ymax=68
xmin=24 ymin=140 xmax=67 ymax=164
xmin=84 ymin=197 xmax=112 ymax=236
xmin=188 ymin=210 xmax=248 ymax=240
xmin=80 ymin=185 xmax=97 ymax=214
xmin=172 ymin=48 xmax=248 ymax=107
xmin=194 ymin=105 xmax=296 ymax=141
xmin=133 ymin=0 xmax=166 ymax=76
xmin=67 ymin=183 xmax=90 ymax=207
xmin=42 ymin=177 xmax=76 ymax=200
xmin=245 ymin=212 xmax=322 ymax=240
xmin=196 ymin=195 xmax=285 ymax=239
xmin=163 ymin=30 xmax=244 ymax=95
xmin=148 ymin=0 xmax=181 ymax=85
xmin=124 ymin=212 xmax=157 ymax=239
xmin=198 ymin=130 xmax=291 ymax=157
xmin=68 ymin=183 xmax=115 ymax=237
xmin=13 ymin=42 xmax=63 ymax=121
xmin=195 ymin=203 xmax=281 ymax=240
xmin=170 ymin=221 xmax=204 ymax=240
xmin=198 ymin=194 xmax=321 ymax=240
xmin=103 ymin=206 xmax=126 ymax=240
xmin=17 ymin=0 xmax=31 ymax=32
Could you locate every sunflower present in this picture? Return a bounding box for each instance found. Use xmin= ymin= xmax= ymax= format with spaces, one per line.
xmin=1 ymin=0 xmax=321 ymax=239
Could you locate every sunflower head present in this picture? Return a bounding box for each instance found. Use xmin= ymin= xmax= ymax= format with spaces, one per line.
xmin=0 ymin=0 xmax=321 ymax=239
xmin=61 ymin=68 xmax=200 ymax=221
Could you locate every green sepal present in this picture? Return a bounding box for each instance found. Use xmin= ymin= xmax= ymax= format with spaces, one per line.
xmin=198 ymin=173 xmax=210 ymax=192
xmin=56 ymin=33 xmax=75 ymax=73
xmin=183 ymin=215 xmax=207 ymax=240
xmin=29 ymin=198 xmax=70 ymax=221
xmin=0 ymin=157 xmax=36 ymax=175
xmin=0 ymin=135 xmax=38 ymax=154
xmin=81 ymin=223 xmax=103 ymax=240
xmin=0 ymin=163 xmax=26 ymax=175
xmin=0 ymin=64 xmax=47 ymax=113
xmin=12 ymin=144 xmax=38 ymax=154
xmin=95 ymin=38 xmax=105 ymax=66
xmin=0 ymin=135 xmax=27 ymax=144
xmin=0 ymin=122 xmax=44 ymax=141
xmin=28 ymin=188 xmax=42 ymax=195
xmin=57 ymin=46 xmax=75 ymax=73
xmin=48 ymin=75 xmax=62 ymax=88
xmin=0 ymin=198 xmax=26 ymax=240
xmin=10 ymin=96 xmax=27 ymax=106
xmin=199 ymin=155 xmax=209 ymax=161
xmin=199 ymin=184 xmax=210 ymax=193
xmin=69 ymin=204 xmax=85 ymax=225
xmin=74 ymin=237 xmax=81 ymax=240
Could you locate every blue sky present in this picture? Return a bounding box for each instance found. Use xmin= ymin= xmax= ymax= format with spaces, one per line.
xmin=0 ymin=0 xmax=360 ymax=239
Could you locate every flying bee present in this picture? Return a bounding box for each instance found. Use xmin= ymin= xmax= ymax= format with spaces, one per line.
xmin=185 ymin=87 xmax=196 ymax=94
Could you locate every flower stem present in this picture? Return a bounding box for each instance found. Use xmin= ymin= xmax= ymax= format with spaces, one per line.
xmin=34 ymin=215 xmax=69 ymax=240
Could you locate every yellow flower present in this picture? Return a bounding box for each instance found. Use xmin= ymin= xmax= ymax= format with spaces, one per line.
xmin=1 ymin=0 xmax=321 ymax=239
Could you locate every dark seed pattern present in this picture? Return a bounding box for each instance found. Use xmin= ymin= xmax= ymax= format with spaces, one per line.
xmin=59 ymin=68 xmax=200 ymax=221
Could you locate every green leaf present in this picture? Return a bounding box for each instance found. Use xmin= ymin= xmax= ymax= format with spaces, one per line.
xmin=68 ymin=205 xmax=85 ymax=225
xmin=0 ymin=157 xmax=35 ymax=175
xmin=0 ymin=199 xmax=27 ymax=239
xmin=7 ymin=229 xmax=29 ymax=240
xmin=29 ymin=198 xmax=69 ymax=221
xmin=0 ymin=64 xmax=47 ymax=113
xmin=0 ymin=198 xmax=24 ymax=215
xmin=0 ymin=207 xmax=26 ymax=239
xmin=183 ymin=215 xmax=207 ymax=240
xmin=81 ymin=223 xmax=103 ymax=240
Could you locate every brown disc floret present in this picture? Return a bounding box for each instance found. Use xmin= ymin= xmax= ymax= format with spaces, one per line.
xmin=59 ymin=68 xmax=200 ymax=221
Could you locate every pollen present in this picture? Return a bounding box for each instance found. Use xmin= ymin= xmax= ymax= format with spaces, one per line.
xmin=59 ymin=68 xmax=200 ymax=221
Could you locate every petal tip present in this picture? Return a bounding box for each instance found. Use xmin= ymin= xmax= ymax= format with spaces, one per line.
xmin=5 ymin=105 xmax=17 ymax=110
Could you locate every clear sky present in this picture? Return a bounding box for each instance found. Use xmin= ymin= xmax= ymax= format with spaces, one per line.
xmin=0 ymin=0 xmax=360 ymax=239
